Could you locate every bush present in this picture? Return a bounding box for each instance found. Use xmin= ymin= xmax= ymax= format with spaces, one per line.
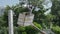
xmin=51 ymin=26 xmax=60 ymax=34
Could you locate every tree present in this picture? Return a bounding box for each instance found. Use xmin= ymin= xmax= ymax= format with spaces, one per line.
xmin=51 ymin=0 xmax=60 ymax=26
xmin=0 ymin=5 xmax=11 ymax=27
xmin=11 ymin=0 xmax=45 ymax=27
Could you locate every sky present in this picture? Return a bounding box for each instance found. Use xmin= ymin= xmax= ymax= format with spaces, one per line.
xmin=42 ymin=0 xmax=52 ymax=15
xmin=42 ymin=0 xmax=52 ymax=9
xmin=0 ymin=0 xmax=52 ymax=15
xmin=0 ymin=0 xmax=52 ymax=8
xmin=0 ymin=0 xmax=19 ymax=7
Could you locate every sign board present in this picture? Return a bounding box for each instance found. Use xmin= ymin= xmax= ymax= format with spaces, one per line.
xmin=17 ymin=12 xmax=34 ymax=26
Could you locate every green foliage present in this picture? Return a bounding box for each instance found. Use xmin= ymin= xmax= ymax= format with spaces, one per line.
xmin=33 ymin=22 xmax=42 ymax=29
xmin=44 ymin=14 xmax=55 ymax=28
xmin=0 ymin=0 xmax=60 ymax=34
xmin=0 ymin=16 xmax=7 ymax=27
xmin=32 ymin=9 xmax=46 ymax=25
xmin=0 ymin=5 xmax=11 ymax=27
xmin=14 ymin=26 xmax=39 ymax=34
xmin=28 ymin=0 xmax=44 ymax=7
xmin=51 ymin=26 xmax=60 ymax=34
xmin=0 ymin=26 xmax=39 ymax=34
xmin=0 ymin=27 xmax=8 ymax=34
xmin=22 ymin=32 xmax=27 ymax=34
xmin=51 ymin=0 xmax=60 ymax=26
xmin=25 ymin=26 xmax=39 ymax=34
xmin=18 ymin=26 xmax=25 ymax=31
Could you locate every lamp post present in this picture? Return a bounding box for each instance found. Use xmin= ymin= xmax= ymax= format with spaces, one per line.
xmin=8 ymin=10 xmax=14 ymax=34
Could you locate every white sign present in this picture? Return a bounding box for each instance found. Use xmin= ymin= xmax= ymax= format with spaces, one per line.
xmin=17 ymin=12 xmax=34 ymax=26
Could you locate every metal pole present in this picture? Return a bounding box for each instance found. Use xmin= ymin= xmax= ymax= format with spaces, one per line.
xmin=8 ymin=10 xmax=14 ymax=34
